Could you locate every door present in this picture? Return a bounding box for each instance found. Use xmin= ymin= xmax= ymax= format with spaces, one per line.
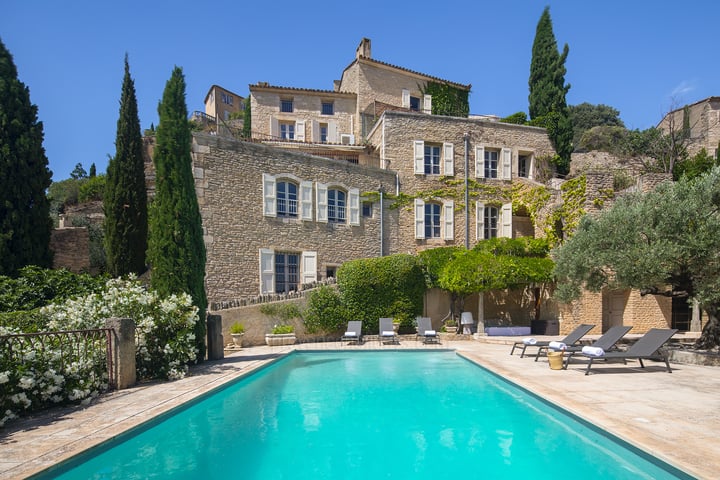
xmin=603 ymin=290 xmax=626 ymax=331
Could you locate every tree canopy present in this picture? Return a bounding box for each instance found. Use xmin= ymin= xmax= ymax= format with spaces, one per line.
xmin=0 ymin=38 xmax=53 ymax=275
xmin=553 ymin=167 xmax=720 ymax=348
xmin=104 ymin=55 xmax=148 ymax=277
xmin=528 ymin=6 xmax=572 ymax=175
xmin=568 ymin=102 xmax=624 ymax=150
xmin=419 ymin=238 xmax=554 ymax=321
xmin=147 ymin=66 xmax=207 ymax=359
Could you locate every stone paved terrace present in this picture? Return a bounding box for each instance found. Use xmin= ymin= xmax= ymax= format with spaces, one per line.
xmin=1 ymin=334 xmax=718 ymax=479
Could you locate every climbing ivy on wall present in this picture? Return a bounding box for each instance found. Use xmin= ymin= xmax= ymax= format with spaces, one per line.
xmin=421 ymin=82 xmax=470 ymax=118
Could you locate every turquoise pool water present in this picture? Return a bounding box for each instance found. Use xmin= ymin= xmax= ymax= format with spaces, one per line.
xmin=44 ymin=351 xmax=690 ymax=479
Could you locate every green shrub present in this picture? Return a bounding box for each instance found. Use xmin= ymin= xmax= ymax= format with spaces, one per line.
xmin=78 ymin=174 xmax=106 ymax=202
xmin=338 ymin=254 xmax=425 ymax=333
xmin=303 ymin=285 xmax=348 ymax=334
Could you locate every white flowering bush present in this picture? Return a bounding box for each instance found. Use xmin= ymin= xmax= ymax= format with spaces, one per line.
xmin=1 ymin=277 xmax=199 ymax=427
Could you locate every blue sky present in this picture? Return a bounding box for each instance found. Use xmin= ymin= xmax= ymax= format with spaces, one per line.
xmin=2 ymin=0 xmax=718 ymax=181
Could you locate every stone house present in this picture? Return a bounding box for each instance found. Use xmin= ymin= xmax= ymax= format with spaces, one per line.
xmin=658 ymin=96 xmax=720 ymax=157
xmin=190 ymin=37 xmax=687 ymax=336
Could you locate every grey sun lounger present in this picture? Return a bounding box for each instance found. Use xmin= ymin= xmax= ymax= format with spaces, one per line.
xmin=510 ymin=323 xmax=594 ymax=358
xmin=341 ymin=321 xmax=363 ymax=344
xmin=416 ymin=317 xmax=439 ymax=344
xmin=580 ymin=328 xmax=678 ymax=375
xmin=538 ymin=325 xmax=633 ymax=368
xmin=379 ymin=317 xmax=398 ymax=344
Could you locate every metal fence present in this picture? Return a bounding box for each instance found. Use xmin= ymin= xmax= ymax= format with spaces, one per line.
xmin=0 ymin=328 xmax=116 ymax=389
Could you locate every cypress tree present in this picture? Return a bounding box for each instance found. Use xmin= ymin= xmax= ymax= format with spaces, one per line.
xmin=147 ymin=66 xmax=207 ymax=359
xmin=104 ymin=55 xmax=148 ymax=277
xmin=0 ymin=38 xmax=53 ymax=275
xmin=529 ymin=7 xmax=573 ymax=175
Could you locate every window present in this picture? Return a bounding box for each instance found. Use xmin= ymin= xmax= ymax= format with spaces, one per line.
xmin=424 ymin=145 xmax=441 ymax=175
xmin=280 ymin=122 xmax=295 ymax=140
xmin=476 ymin=202 xmax=512 ymax=240
xmin=280 ymin=99 xmax=293 ymax=113
xmin=260 ymin=249 xmax=317 ymax=294
xmin=484 ymin=150 xmax=499 ymax=178
xmin=320 ymin=123 xmax=328 ymax=143
xmin=275 ymin=252 xmax=299 ymax=294
xmin=276 ymin=181 xmax=298 ymax=218
xmin=424 ymin=203 xmax=441 ymax=238
xmin=328 ymin=189 xmax=347 ymax=223
xmin=410 ymin=96 xmax=420 ymax=111
xmin=415 ymin=198 xmax=454 ymax=240
xmin=321 ymin=101 xmax=334 ymax=115
xmin=326 ymin=266 xmax=337 ymax=279
xmin=518 ymin=154 xmax=529 ymax=178
xmin=362 ymin=201 xmax=373 ymax=217
xmin=221 ymin=93 xmax=233 ymax=105
xmin=484 ymin=206 xmax=499 ymax=239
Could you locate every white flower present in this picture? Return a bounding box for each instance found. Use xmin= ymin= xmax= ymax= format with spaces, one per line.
xmin=18 ymin=376 xmax=35 ymax=390
xmin=0 ymin=371 xmax=10 ymax=384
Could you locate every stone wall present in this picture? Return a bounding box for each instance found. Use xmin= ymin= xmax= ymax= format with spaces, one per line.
xmin=50 ymin=227 xmax=90 ymax=273
xmin=191 ymin=133 xmax=396 ymax=304
xmin=366 ymin=111 xmax=556 ymax=253
xmin=558 ymin=291 xmax=603 ymax=336
xmin=623 ymin=290 xmax=672 ymax=331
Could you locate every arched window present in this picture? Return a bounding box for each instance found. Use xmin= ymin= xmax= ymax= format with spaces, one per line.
xmin=277 ymin=181 xmax=298 ymax=217
xmin=328 ymin=189 xmax=346 ymax=223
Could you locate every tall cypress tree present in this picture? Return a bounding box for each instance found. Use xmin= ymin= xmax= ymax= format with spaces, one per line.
xmin=104 ymin=55 xmax=148 ymax=277
xmin=529 ymin=7 xmax=572 ymax=175
xmin=147 ymin=66 xmax=207 ymax=359
xmin=0 ymin=38 xmax=53 ymax=276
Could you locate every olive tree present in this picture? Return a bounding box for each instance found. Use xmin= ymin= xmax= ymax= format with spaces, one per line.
xmin=553 ymin=167 xmax=720 ymax=349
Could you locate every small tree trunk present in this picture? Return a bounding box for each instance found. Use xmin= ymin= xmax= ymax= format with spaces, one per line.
xmin=695 ymin=305 xmax=720 ymax=350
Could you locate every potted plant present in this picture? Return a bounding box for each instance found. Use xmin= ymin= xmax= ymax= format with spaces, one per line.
xmin=392 ymin=319 xmax=400 ymax=334
xmin=266 ymin=323 xmax=296 ymax=346
xmin=261 ymin=303 xmax=300 ymax=346
xmin=229 ymin=322 xmax=245 ymax=347
xmin=444 ymin=317 xmax=458 ymax=334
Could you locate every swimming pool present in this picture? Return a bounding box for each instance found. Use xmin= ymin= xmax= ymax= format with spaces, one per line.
xmin=41 ymin=351 xmax=691 ymax=479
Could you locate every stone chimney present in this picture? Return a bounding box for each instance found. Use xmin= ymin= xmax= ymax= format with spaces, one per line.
xmin=356 ymin=38 xmax=371 ymax=59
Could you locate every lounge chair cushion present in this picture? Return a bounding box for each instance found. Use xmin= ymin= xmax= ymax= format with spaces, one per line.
xmin=424 ymin=330 xmax=436 ymax=336
xmin=382 ymin=331 xmax=394 ymax=336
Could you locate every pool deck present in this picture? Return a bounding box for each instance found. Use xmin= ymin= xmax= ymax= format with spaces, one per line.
xmin=1 ymin=335 xmax=718 ymax=479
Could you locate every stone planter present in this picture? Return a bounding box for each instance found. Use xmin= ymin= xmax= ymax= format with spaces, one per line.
xmin=230 ymin=333 xmax=244 ymax=347
xmin=445 ymin=326 xmax=458 ymax=334
xmin=265 ymin=333 xmax=297 ymax=346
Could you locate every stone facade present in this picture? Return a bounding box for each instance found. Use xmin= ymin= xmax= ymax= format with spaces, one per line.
xmin=367 ymin=111 xmax=556 ymax=253
xmin=658 ymin=96 xmax=720 ymax=157
xmin=190 ymin=133 xmax=396 ymax=304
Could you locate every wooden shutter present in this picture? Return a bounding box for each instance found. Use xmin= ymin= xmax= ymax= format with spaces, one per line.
xmin=262 ymin=173 xmax=276 ymax=217
xmin=475 ymin=145 xmax=485 ymax=178
xmin=270 ymin=118 xmax=279 ymax=139
xmin=414 ymin=198 xmax=425 ymax=239
xmin=327 ymin=120 xmax=337 ymax=143
xmin=301 ymin=251 xmax=317 ymax=284
xmin=423 ymin=94 xmax=432 ymax=114
xmin=300 ymin=180 xmax=313 ymax=221
xmin=443 ymin=200 xmax=454 ymax=240
xmin=501 ymin=147 xmax=512 ymax=180
xmin=402 ymin=89 xmax=410 ymax=108
xmin=500 ymin=203 xmax=513 ymax=238
xmin=348 ymin=188 xmax=360 ymax=226
xmin=476 ymin=201 xmax=485 ymax=241
xmin=259 ymin=248 xmax=275 ymax=294
xmin=443 ymin=142 xmax=454 ymax=176
xmin=295 ymin=120 xmax=305 ymax=142
xmin=311 ymin=120 xmax=319 ymax=143
xmin=316 ymin=182 xmax=328 ymax=223
xmin=414 ymin=140 xmax=425 ymax=174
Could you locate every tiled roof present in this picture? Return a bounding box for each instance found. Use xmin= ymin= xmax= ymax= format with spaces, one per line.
xmin=347 ymin=55 xmax=472 ymax=91
xmin=249 ymin=83 xmax=356 ymax=96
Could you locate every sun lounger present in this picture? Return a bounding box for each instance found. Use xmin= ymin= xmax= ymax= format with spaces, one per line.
xmin=416 ymin=317 xmax=439 ymax=344
xmin=510 ymin=324 xmax=594 ymax=358
xmin=580 ymin=328 xmax=678 ymax=375
xmin=537 ymin=325 xmax=632 ymax=368
xmin=379 ymin=317 xmax=397 ymax=344
xmin=341 ymin=321 xmax=363 ymax=344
